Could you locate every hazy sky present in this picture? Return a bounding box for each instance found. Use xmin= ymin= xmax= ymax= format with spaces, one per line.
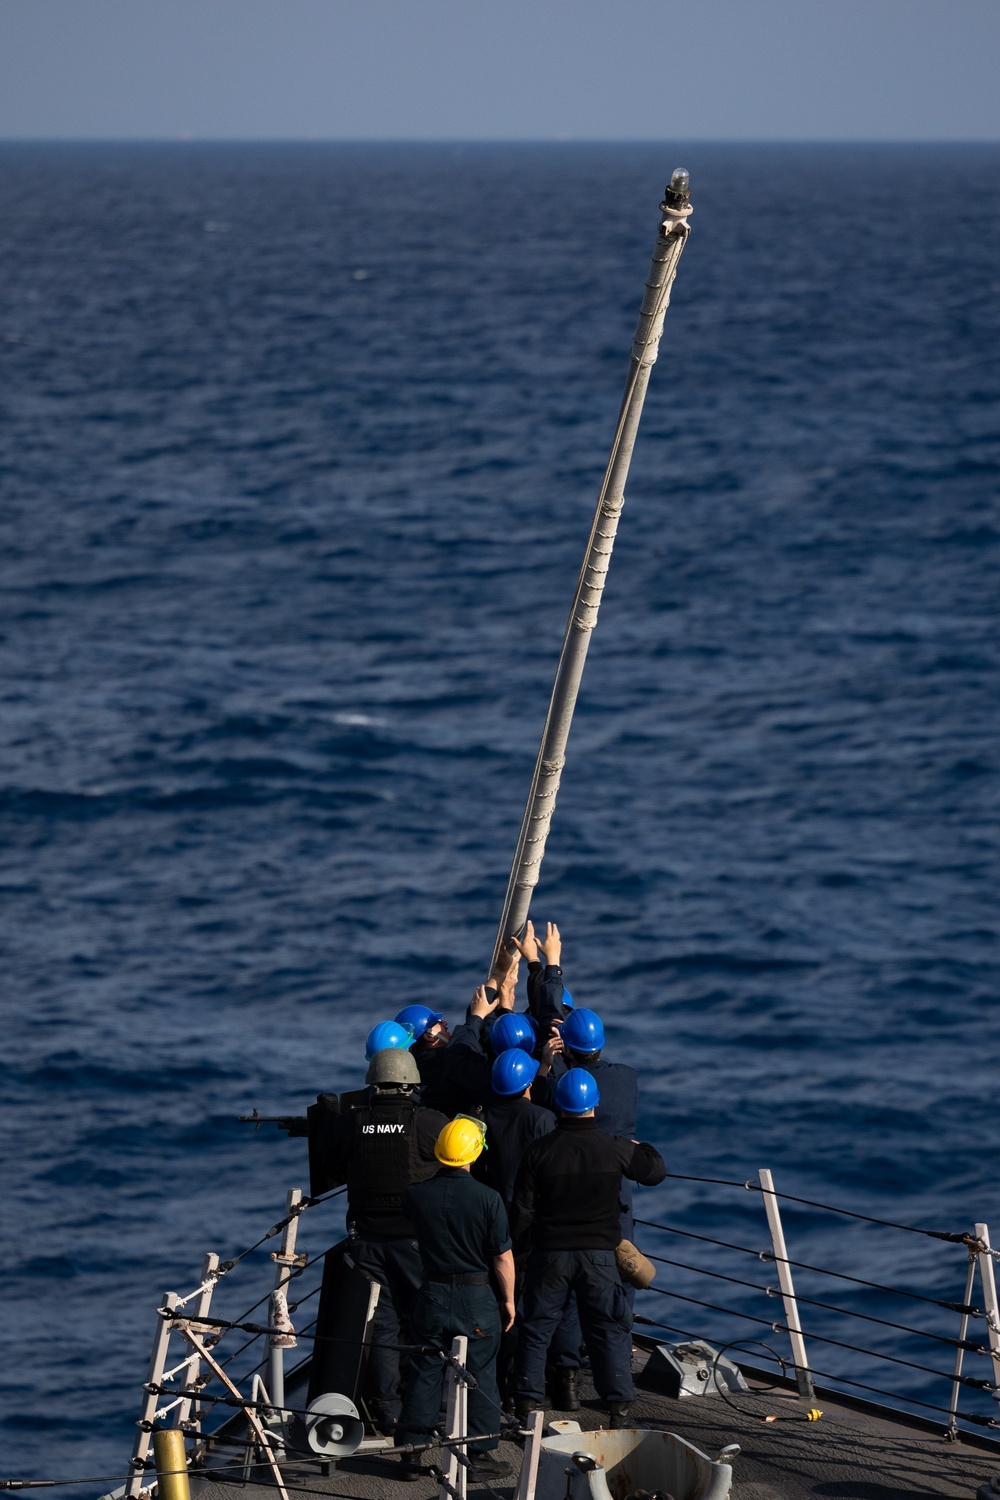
xmin=0 ymin=0 xmax=997 ymax=142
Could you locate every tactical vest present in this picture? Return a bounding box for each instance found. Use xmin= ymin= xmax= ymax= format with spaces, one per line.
xmin=346 ymin=1096 xmax=429 ymax=1226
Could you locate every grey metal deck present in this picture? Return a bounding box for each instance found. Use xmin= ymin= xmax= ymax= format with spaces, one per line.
xmin=191 ymin=1355 xmax=1000 ymax=1500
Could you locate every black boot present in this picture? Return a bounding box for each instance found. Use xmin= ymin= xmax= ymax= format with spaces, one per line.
xmin=550 ymin=1367 xmax=581 ymax=1412
xmin=467 ymin=1453 xmax=511 ymax=1480
xmin=607 ymin=1402 xmax=631 ymax=1429
xmin=513 ymin=1398 xmax=535 ymax=1431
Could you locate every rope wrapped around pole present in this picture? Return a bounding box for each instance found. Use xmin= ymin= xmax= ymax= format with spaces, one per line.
xmin=490 ymin=171 xmax=694 ymax=973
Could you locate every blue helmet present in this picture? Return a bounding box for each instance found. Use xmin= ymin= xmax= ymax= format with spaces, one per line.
xmin=365 ymin=1020 xmax=415 ymax=1060
xmin=554 ymin=1067 xmax=600 ymax=1114
xmin=492 ymin=1049 xmax=541 ymax=1097
xmin=562 ymin=1007 xmax=604 ymax=1053
xmin=490 ymin=1012 xmax=536 ymax=1055
xmin=561 ymin=988 xmax=574 ymax=1010
xmin=394 ymin=1004 xmax=443 ymax=1042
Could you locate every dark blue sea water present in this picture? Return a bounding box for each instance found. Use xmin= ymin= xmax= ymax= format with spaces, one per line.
xmin=1 ymin=143 xmax=998 ymax=1482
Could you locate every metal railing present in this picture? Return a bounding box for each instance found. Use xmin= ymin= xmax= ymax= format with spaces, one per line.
xmin=633 ymin=1169 xmax=1000 ymax=1441
xmin=101 ymin=1169 xmax=1000 ymax=1500
xmin=107 ymin=1186 xmax=347 ymax=1499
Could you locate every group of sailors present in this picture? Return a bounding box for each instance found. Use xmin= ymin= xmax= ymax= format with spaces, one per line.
xmin=297 ymin=921 xmax=666 ymax=1482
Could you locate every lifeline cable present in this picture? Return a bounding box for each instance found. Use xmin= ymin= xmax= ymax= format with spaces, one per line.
xmin=634 ymin=1311 xmax=711 ymax=1342
xmin=642 ymin=1285 xmax=1000 ymax=1413
xmin=160 ymin=1313 xmax=483 ymax=1374
xmin=203 ymin=1300 xmax=319 ymax=1398
xmin=635 ymin=1217 xmax=986 ymax=1315
xmin=0 ymin=1464 xmax=407 ymax=1498
xmin=631 ymin=1313 xmax=998 ymax=1432
xmin=174 ymin=1188 xmax=347 ymax=1301
xmin=178 ymin=1227 xmax=339 ymax=1376
xmin=147 ymin=1416 xmax=510 ymax=1457
xmin=641 ymin=1249 xmax=988 ymax=1350
xmin=642 ymin=1285 xmax=996 ymax=1389
xmin=655 ymin=1174 xmax=975 ymax=1243
xmin=729 ymin=1346 xmax=1000 ymax=1429
xmin=212 ymin=1234 xmax=341 ymax=1371
xmin=0 ymin=1475 xmax=486 ymax=1500
xmin=221 ymin=1309 xmax=318 ymax=1384
xmin=148 ymin=1338 xmax=503 ymax=1434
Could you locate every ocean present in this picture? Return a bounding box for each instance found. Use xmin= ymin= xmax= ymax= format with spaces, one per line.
xmin=1 ymin=142 xmax=998 ymax=1481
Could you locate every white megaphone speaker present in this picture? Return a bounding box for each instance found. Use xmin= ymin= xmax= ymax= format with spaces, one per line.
xmin=304 ymin=1392 xmax=365 ymax=1457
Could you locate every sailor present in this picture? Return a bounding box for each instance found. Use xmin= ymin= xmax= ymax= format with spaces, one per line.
xmin=533 ymin=1007 xmax=641 ymax=1408
xmin=475 ymin=1049 xmax=556 ymax=1409
xmin=541 ymin=1007 xmax=637 ymax=1139
xmin=510 ymin=1068 xmax=666 ymax=1429
xmin=395 ymin=1004 xmax=453 ymax=1112
xmin=396 ymin=1118 xmax=516 ymax=1483
xmin=319 ymin=1047 xmax=448 ymax=1434
xmin=477 ymin=1050 xmax=556 ymax=1212
xmin=538 ymin=1004 xmax=640 ymax=1260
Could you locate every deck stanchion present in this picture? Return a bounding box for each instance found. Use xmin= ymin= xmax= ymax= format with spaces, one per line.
xmin=176 ymin=1252 xmax=219 ymax=1433
xmin=514 ymin=1410 xmax=545 ymax=1500
xmin=440 ymin=1335 xmax=469 ymax=1500
xmin=268 ymin=1188 xmax=303 ymax=1421
xmin=758 ymin=1169 xmax=816 ymax=1402
xmin=126 ymin=1291 xmax=178 ymax=1497
xmin=975 ymin=1223 xmax=1000 ymax=1409
xmin=946 ymin=1251 xmax=978 ymax=1438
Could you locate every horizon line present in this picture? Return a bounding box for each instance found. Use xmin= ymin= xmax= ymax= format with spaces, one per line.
xmin=1 ymin=135 xmax=999 ymax=147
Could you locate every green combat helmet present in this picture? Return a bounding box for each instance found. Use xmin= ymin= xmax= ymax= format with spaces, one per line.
xmin=365 ymin=1047 xmax=421 ymax=1090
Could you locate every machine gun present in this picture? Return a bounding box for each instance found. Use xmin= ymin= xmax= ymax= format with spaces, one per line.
xmin=238 ymin=1107 xmax=310 ymax=1135
xmin=239 ymin=1093 xmax=343 ymax=1195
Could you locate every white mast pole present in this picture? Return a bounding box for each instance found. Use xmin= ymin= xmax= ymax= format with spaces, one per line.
xmin=490 ymin=171 xmax=694 ymax=973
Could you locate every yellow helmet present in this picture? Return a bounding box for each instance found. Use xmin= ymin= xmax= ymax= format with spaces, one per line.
xmin=435 ymin=1116 xmax=487 ymax=1167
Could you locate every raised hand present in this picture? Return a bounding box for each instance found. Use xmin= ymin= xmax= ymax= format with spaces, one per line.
xmin=538 ymin=920 xmax=562 ymax=967
xmin=537 ymin=1027 xmax=564 ymax=1077
xmin=511 ymin=919 xmax=540 ymax=966
xmin=498 ymin=952 xmax=521 ymax=1012
xmin=470 ymin=984 xmax=493 ymax=1019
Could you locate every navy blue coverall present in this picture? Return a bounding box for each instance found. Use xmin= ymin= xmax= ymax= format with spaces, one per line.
xmin=396 ymin=1168 xmax=512 ymax=1458
xmin=510 ymin=1119 xmax=665 ymax=1408
xmin=474 ymin=1090 xmax=557 ymax=1401
xmin=541 ymin=1054 xmax=640 ymax=1370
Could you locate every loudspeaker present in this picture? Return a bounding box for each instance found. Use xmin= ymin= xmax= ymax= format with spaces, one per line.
xmin=304 ymin=1393 xmax=365 ymax=1457
xmin=638 ymin=1340 xmax=748 ymax=1400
